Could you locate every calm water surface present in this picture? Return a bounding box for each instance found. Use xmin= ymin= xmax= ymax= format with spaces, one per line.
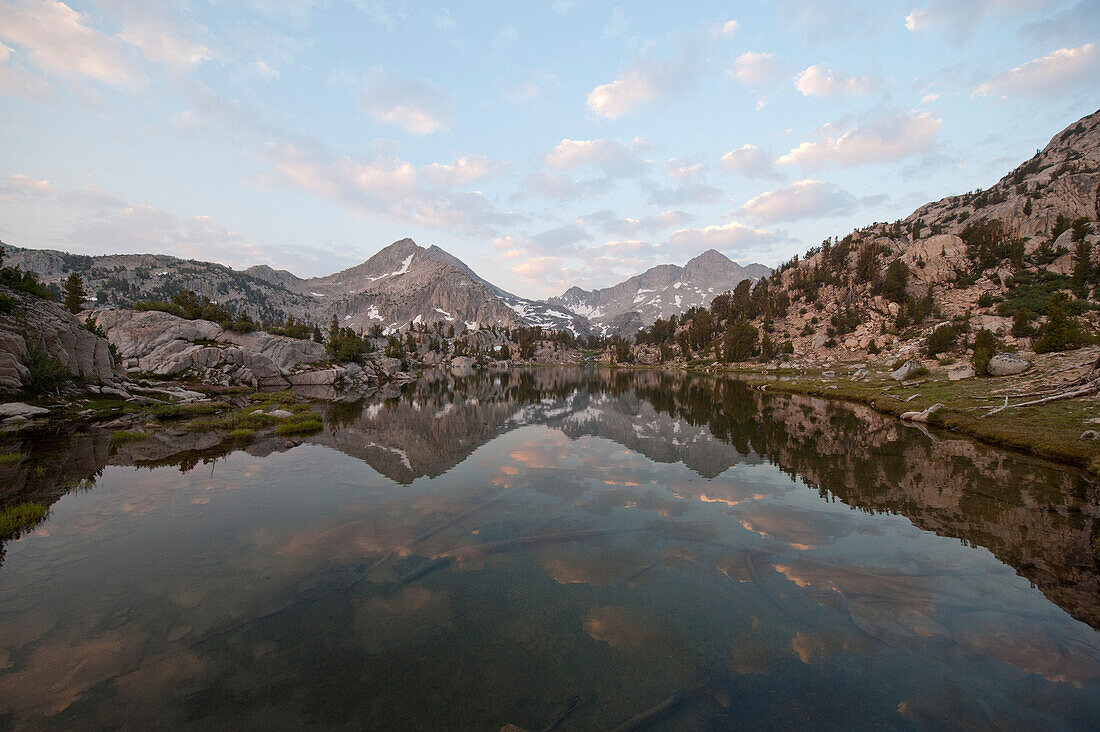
xmin=0 ymin=369 xmax=1098 ymax=730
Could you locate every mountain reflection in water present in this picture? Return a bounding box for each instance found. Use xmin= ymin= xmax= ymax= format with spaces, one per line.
xmin=0 ymin=368 xmax=1097 ymax=730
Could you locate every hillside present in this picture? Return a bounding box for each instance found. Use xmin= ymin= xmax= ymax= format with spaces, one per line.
xmin=628 ymin=108 xmax=1100 ymax=372
xmin=549 ymin=249 xmax=770 ymax=335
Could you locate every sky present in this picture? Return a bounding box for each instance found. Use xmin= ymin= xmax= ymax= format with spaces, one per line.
xmin=0 ymin=1 xmax=1097 ymax=299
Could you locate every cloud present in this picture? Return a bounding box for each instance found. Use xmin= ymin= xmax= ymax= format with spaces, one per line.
xmin=529 ymin=222 xmax=591 ymax=252
xmin=521 ymin=172 xmax=587 ymax=201
xmin=504 ymin=69 xmax=558 ymax=103
xmin=1017 ymin=1 xmax=1100 ymax=47
xmin=355 ymin=66 xmax=454 ymax=135
xmin=716 ymin=19 xmax=739 ymax=37
xmin=258 ymin=142 xmax=519 ymax=237
xmin=432 ymin=7 xmax=456 ymax=30
xmin=576 ymin=209 xmax=693 ymax=237
xmin=732 ymin=52 xmax=785 ymax=85
xmin=545 ymin=137 xmax=650 ymax=177
xmin=793 ymin=64 xmax=880 ymax=97
xmin=778 ymin=111 xmax=942 ymax=169
xmin=0 ymin=0 xmax=139 ymax=85
xmin=719 ymin=144 xmax=781 ymax=179
xmin=250 ymin=60 xmax=280 ymax=80
xmin=666 ymin=220 xmax=788 ymax=260
xmin=973 ymin=44 xmax=1097 ymax=99
xmin=664 ymin=158 xmax=705 ymax=180
xmin=904 ymin=0 xmax=1059 ymax=40
xmin=421 ymin=154 xmax=506 ymax=187
xmin=642 ymin=180 xmax=723 ymax=206
xmin=739 ymin=179 xmax=857 ymax=223
xmin=116 ymin=17 xmax=218 ymax=70
xmin=0 ymin=41 xmax=49 ymax=97
xmin=603 ymin=6 xmax=627 ymax=39
xmin=587 ymin=46 xmax=703 ymax=118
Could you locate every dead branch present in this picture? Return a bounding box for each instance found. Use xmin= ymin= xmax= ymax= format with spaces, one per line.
xmin=981 ymin=379 xmax=1100 ymax=417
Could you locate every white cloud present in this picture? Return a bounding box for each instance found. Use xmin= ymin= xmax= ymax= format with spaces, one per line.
xmin=421 ymin=154 xmax=506 ymax=187
xmin=0 ymin=41 xmax=49 ymax=97
xmin=666 ymin=221 xmax=786 ymax=258
xmin=921 ymin=92 xmax=939 ymax=104
xmin=664 ymin=158 xmax=705 ymax=180
xmin=717 ymin=20 xmax=739 ymax=37
xmin=577 ymin=209 xmax=693 ymax=237
xmin=545 ymin=138 xmax=649 ymax=177
xmin=643 ymin=180 xmax=722 ymax=206
xmin=356 ymin=65 xmax=453 ymax=135
xmin=0 ymin=0 xmax=139 ymax=85
xmin=973 ymin=44 xmax=1097 ymax=99
xmin=587 ymin=47 xmax=702 ymax=119
xmin=258 ymin=142 xmax=519 ymax=237
xmin=251 ymin=60 xmax=280 ymax=80
xmin=116 ymin=18 xmax=218 ymax=69
xmin=793 ymin=64 xmax=880 ymax=97
xmin=738 ymin=179 xmax=856 ymax=223
xmin=732 ymin=52 xmax=785 ymax=85
xmin=778 ymin=111 xmax=942 ymax=169
xmin=719 ymin=144 xmax=781 ymax=178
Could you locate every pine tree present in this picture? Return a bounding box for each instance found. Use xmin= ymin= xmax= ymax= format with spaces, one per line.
xmin=63 ymin=272 xmax=85 ymax=314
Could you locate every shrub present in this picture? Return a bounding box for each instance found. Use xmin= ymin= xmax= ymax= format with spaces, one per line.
xmin=22 ymin=334 xmax=73 ymax=394
xmin=0 ymin=452 xmax=21 ymax=467
xmin=1034 ymin=292 xmax=1092 ymax=353
xmin=925 ymin=324 xmax=960 ymax=356
xmin=1011 ymin=308 xmax=1034 ymax=338
xmin=882 ymin=259 xmax=910 ymax=303
xmin=971 ymin=328 xmax=997 ymax=375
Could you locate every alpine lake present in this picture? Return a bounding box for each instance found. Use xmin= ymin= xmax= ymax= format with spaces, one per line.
xmin=1 ymin=369 xmax=1098 ymax=730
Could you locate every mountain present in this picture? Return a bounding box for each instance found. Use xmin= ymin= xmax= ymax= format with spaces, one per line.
xmin=0 ymin=238 xmax=595 ymax=337
xmin=548 ymin=249 xmax=771 ymax=335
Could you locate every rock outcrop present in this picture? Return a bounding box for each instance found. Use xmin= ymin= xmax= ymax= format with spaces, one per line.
xmin=90 ymin=309 xmax=329 ymax=388
xmin=0 ymin=285 xmax=123 ymax=391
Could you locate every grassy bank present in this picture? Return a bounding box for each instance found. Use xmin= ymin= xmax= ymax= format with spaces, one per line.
xmin=753 ymin=372 xmax=1100 ymax=473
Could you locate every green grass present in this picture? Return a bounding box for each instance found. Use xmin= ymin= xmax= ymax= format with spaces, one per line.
xmin=109 ymin=429 xmax=149 ymax=446
xmin=228 ymin=428 xmax=257 ymax=442
xmin=273 ymin=414 xmax=324 ymax=437
xmin=0 ymin=502 xmax=47 ymax=539
xmin=0 ymin=452 xmax=21 ymax=467
xmin=187 ymin=409 xmax=277 ymax=432
xmin=151 ymin=402 xmax=223 ymax=421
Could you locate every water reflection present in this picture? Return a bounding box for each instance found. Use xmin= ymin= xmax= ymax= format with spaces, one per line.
xmin=0 ymin=368 xmax=1098 ymax=729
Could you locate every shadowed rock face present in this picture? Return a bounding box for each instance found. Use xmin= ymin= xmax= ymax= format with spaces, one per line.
xmin=0 ymin=285 xmax=123 ymax=391
xmin=1 ymin=368 xmax=1096 ymax=628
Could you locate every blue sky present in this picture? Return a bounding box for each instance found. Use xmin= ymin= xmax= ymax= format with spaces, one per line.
xmin=0 ymin=1 xmax=1096 ymax=299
